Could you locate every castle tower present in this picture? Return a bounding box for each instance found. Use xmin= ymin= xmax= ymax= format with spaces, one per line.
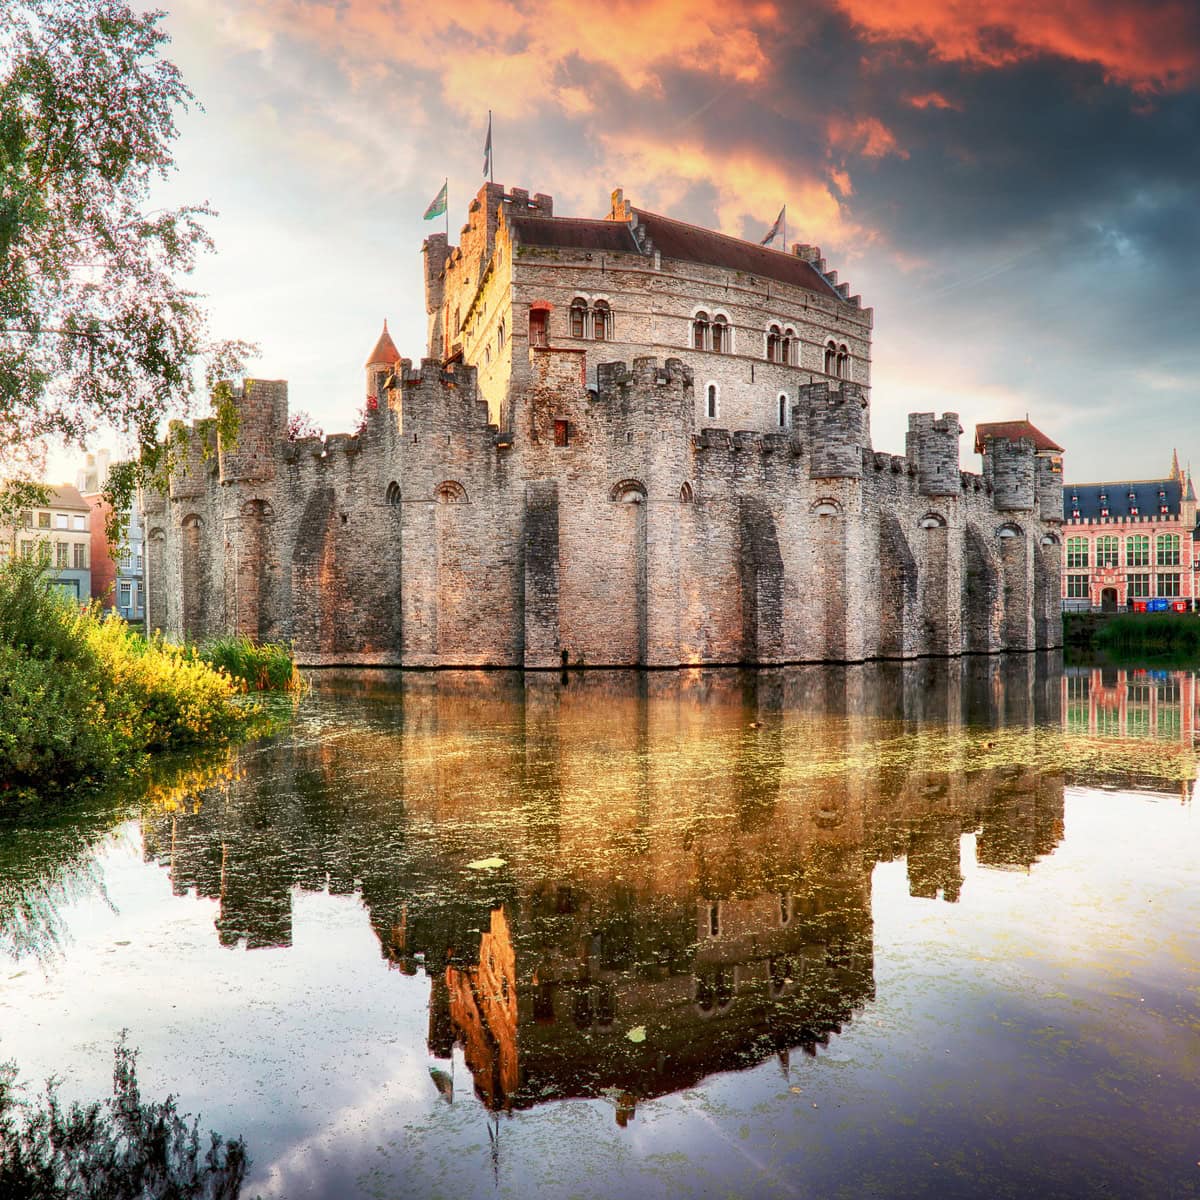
xmin=366 ymin=320 xmax=401 ymax=402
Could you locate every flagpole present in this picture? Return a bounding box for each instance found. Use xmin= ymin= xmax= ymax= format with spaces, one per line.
xmin=783 ymin=205 xmax=787 ymax=255
xmin=489 ymin=110 xmax=494 ymax=184
xmin=444 ymin=177 xmax=449 ymax=242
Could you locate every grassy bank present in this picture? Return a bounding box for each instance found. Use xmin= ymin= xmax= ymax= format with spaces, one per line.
xmin=0 ymin=559 xmax=294 ymax=805
xmin=1065 ymin=611 xmax=1200 ymax=658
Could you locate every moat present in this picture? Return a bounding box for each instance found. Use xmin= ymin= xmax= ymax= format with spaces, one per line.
xmin=3 ymin=657 xmax=1198 ymax=1199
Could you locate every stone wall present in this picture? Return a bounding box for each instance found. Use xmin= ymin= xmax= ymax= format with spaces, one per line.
xmin=146 ymin=353 xmax=1063 ymax=666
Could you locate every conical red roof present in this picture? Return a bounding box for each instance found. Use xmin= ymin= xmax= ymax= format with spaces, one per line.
xmin=365 ymin=319 xmax=400 ymax=366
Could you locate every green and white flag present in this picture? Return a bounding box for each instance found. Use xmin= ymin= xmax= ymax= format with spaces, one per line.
xmin=423 ymin=180 xmax=448 ymax=221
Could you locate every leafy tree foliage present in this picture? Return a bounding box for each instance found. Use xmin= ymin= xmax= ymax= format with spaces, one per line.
xmin=0 ymin=1036 xmax=250 ymax=1199
xmin=0 ymin=0 xmax=254 ymax=525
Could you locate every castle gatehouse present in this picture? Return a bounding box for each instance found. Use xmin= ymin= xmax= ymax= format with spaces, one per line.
xmin=145 ymin=184 xmax=1064 ymax=666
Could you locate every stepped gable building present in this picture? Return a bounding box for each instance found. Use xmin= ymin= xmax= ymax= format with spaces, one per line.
xmin=145 ymin=183 xmax=1065 ymax=666
xmin=1061 ymin=451 xmax=1198 ymax=612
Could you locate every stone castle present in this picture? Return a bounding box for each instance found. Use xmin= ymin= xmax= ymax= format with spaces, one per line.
xmin=145 ymin=183 xmax=1064 ymax=666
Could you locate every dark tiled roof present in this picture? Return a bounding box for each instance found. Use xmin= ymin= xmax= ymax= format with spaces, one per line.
xmin=1062 ymin=479 xmax=1181 ymax=521
xmin=632 ymin=209 xmax=841 ymax=298
xmin=508 ymin=215 xmax=640 ymax=254
xmin=974 ymin=420 xmax=1063 ymax=454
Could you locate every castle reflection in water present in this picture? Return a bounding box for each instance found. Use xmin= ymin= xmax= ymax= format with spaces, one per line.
xmin=138 ymin=655 xmax=1196 ymax=1116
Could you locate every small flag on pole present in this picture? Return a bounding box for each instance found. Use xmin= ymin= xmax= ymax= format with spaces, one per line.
xmin=423 ymin=180 xmax=448 ymax=221
xmin=483 ymin=111 xmax=493 ymax=179
xmin=760 ymin=205 xmax=785 ymax=246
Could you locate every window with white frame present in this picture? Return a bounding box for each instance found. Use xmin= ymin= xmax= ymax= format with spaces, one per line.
xmin=1096 ymin=536 xmax=1119 ymax=567
xmin=1066 ymin=574 xmax=1089 ymax=598
xmin=1157 ymin=573 xmax=1181 ymax=597
xmin=1066 ymin=536 xmax=1089 ymax=568
xmin=119 ymin=581 xmax=132 ymax=609
xmin=1157 ymin=533 xmax=1180 ymax=565
xmin=1127 ymin=573 xmax=1150 ymax=598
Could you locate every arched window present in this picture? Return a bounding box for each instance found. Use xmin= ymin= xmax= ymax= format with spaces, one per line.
xmin=497 ymin=320 xmax=506 ymax=350
xmin=592 ymin=300 xmax=610 ymax=341
xmin=824 ymin=339 xmax=837 ymax=375
xmin=680 ymin=482 xmax=694 ymax=503
xmin=610 ymin=479 xmax=647 ymax=504
xmin=385 ymin=481 xmax=401 ymax=505
xmin=1066 ymin=536 xmax=1088 ymax=568
xmin=766 ymin=324 xmax=781 ymax=362
xmin=1096 ymin=535 xmax=1119 ymax=567
xmin=1126 ymin=534 xmax=1149 ymax=567
xmin=777 ymin=392 xmax=788 ymax=427
xmin=836 ymin=344 xmax=849 ymax=378
xmin=711 ymin=313 xmax=728 ymax=354
xmin=569 ymin=298 xmax=587 ymax=339
xmin=705 ymin=382 xmax=718 ymax=420
xmin=693 ymin=311 xmax=709 ymax=351
xmin=783 ymin=327 xmax=797 ymax=365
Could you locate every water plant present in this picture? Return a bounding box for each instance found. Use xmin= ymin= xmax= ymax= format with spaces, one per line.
xmin=0 ymin=1037 xmax=250 ymax=1199
xmin=197 ymin=635 xmax=304 ymax=693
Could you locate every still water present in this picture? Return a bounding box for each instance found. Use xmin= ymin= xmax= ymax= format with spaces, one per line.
xmin=2 ymin=656 xmax=1199 ymax=1199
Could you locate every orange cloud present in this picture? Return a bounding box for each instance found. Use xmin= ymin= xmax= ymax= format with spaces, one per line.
xmin=231 ymin=0 xmax=778 ymax=117
xmin=828 ymin=115 xmax=909 ymax=159
xmin=834 ymin=0 xmax=1200 ymax=92
xmin=909 ymin=91 xmax=960 ymax=110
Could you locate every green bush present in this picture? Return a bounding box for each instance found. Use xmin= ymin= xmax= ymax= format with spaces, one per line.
xmin=0 ymin=559 xmax=265 ymax=804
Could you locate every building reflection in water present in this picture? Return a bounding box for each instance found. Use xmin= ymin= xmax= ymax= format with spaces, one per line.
xmin=135 ymin=654 xmax=1195 ymax=1118
xmin=1063 ymin=666 xmax=1197 ymax=799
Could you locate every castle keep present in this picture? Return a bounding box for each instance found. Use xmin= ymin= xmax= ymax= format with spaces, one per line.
xmin=145 ymin=184 xmax=1064 ymax=667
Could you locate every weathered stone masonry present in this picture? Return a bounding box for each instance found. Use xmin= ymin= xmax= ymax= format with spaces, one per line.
xmin=146 ymin=184 xmax=1064 ymax=666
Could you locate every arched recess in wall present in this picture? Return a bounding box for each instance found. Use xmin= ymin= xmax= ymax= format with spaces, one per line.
xmin=146 ymin=526 xmax=166 ymax=632
xmin=385 ymin=481 xmax=401 ymax=505
xmin=234 ymin=499 xmax=275 ymax=642
xmin=610 ymin=479 xmax=647 ymax=503
xmin=878 ymin=512 xmax=917 ymax=658
xmin=1034 ymin=533 xmax=1062 ymax=648
xmin=291 ymin=487 xmax=341 ymax=658
xmin=435 ymin=480 xmax=469 ymax=504
xmin=434 ymin=479 xmax=473 ymax=657
xmin=962 ymin=523 xmax=1002 ymax=654
xmin=605 ymin=478 xmax=649 ymax=663
xmin=920 ymin=509 xmax=951 ymax=655
xmin=996 ymin=523 xmax=1031 ymax=649
xmin=810 ymin=497 xmax=842 ymax=516
xmin=679 ymin=482 xmax=694 ymax=503
xmin=739 ymin=495 xmax=784 ymax=664
xmin=180 ymin=514 xmax=205 ymax=637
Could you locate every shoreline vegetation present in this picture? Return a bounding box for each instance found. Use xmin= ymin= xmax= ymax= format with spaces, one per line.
xmin=1064 ymin=611 xmax=1200 ymax=661
xmin=0 ymin=558 xmax=299 ymax=806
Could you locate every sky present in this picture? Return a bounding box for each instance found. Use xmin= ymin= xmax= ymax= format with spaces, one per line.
xmin=53 ymin=0 xmax=1200 ymax=485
